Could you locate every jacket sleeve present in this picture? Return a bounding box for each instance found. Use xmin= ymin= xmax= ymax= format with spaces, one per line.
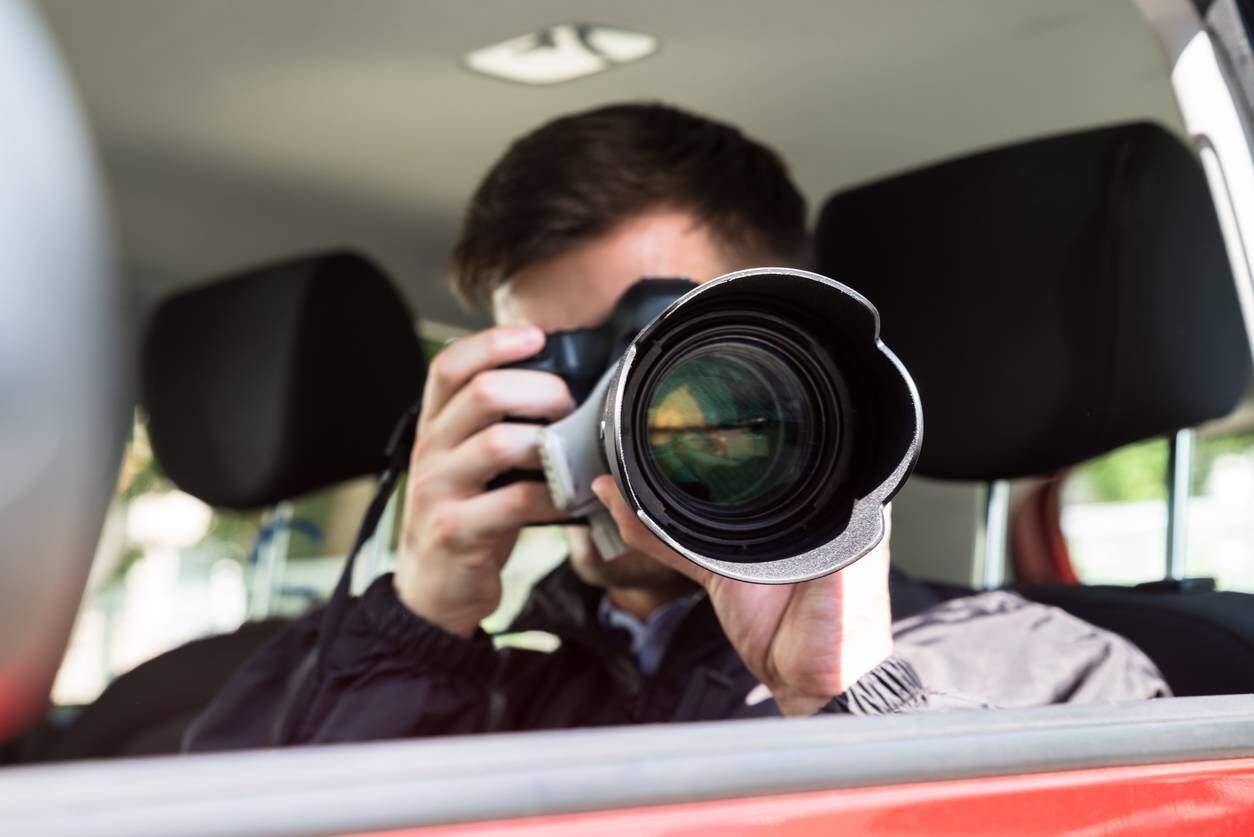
xmin=889 ymin=590 xmax=1171 ymax=707
xmin=819 ymin=589 xmax=1171 ymax=717
xmin=184 ymin=574 xmax=500 ymax=752
xmin=816 ymin=655 xmax=992 ymax=716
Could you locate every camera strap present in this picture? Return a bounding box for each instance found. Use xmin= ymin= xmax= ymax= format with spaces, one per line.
xmin=272 ymin=400 xmax=419 ymax=745
xmin=317 ymin=400 xmax=419 ymax=662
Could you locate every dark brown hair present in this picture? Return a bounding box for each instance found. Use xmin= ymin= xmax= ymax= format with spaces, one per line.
xmin=451 ymin=102 xmax=808 ymax=309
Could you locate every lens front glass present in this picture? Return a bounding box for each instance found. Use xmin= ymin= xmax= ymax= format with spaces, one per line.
xmin=644 ymin=340 xmax=818 ymax=516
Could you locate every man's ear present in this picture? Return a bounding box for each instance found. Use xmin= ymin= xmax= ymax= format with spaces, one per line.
xmin=488 ymin=280 xmax=519 ymax=325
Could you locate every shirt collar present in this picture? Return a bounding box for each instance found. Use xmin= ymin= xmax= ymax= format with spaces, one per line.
xmin=598 ymin=593 xmax=699 ymax=677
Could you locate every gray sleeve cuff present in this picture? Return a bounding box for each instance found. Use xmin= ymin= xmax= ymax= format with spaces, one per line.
xmin=818 ymin=655 xmax=927 ymax=716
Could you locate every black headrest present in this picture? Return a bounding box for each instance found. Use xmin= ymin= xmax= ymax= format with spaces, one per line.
xmin=816 ymin=122 xmax=1251 ymax=481
xmin=142 ymin=251 xmax=424 ymax=509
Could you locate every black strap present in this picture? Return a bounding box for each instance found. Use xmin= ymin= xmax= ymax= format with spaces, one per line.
xmin=317 ymin=401 xmax=419 ymax=661
xmin=269 ymin=645 xmax=319 ymax=746
xmin=272 ymin=400 xmax=418 ymax=745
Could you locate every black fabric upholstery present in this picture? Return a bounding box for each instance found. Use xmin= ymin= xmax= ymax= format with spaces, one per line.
xmin=1022 ymin=586 xmax=1254 ymax=697
xmin=816 ymin=122 xmax=1251 ymax=481
xmin=818 ymin=123 xmax=1254 ymax=699
xmin=142 ymin=251 xmax=424 ymax=509
xmin=41 ymin=620 xmax=289 ymax=760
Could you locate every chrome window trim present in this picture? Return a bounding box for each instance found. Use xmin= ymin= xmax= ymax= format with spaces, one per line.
xmin=2 ymin=695 xmax=1253 ymax=835
xmin=1137 ymin=0 xmax=1254 ymax=364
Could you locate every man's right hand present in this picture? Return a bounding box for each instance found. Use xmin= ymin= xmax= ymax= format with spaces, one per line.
xmin=393 ymin=325 xmax=575 ymax=638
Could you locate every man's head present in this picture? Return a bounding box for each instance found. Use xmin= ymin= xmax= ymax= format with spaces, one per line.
xmin=452 ymin=102 xmax=807 ymax=592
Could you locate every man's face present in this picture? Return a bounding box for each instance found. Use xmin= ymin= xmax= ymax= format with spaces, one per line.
xmin=491 ymin=210 xmax=756 ymax=591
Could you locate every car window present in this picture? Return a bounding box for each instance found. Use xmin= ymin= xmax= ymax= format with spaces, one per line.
xmin=1063 ymin=425 xmax=1254 ymax=589
xmin=52 ymin=411 xmax=358 ymax=705
xmin=53 ymin=378 xmax=566 ymax=705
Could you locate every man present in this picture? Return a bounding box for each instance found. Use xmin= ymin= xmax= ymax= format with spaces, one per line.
xmin=187 ymin=103 xmax=1166 ymax=750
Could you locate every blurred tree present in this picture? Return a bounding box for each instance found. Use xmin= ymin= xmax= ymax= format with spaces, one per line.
xmin=1073 ymin=437 xmax=1168 ymax=503
xmin=1071 ymin=432 xmax=1254 ymax=503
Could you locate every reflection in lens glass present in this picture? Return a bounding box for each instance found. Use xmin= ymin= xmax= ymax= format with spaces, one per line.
xmin=645 ymin=342 xmax=815 ymax=512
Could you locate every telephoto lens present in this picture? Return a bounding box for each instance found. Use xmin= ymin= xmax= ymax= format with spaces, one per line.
xmin=594 ymin=267 xmax=921 ymax=584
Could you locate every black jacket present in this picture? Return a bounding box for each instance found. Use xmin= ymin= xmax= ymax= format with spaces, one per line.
xmin=185 ymin=565 xmax=951 ymax=751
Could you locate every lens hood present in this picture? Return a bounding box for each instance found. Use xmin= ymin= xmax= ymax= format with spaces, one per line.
xmin=601 ymin=267 xmax=922 ymax=584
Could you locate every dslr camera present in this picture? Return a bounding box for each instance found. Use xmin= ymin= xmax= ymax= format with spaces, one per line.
xmin=502 ymin=267 xmax=921 ymax=585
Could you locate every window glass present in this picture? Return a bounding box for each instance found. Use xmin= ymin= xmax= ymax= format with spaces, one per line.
xmin=1187 ymin=431 xmax=1254 ymax=589
xmin=1061 ymin=437 xmax=1168 ymax=586
xmin=52 ymin=333 xmax=568 ymax=705
xmin=1063 ymin=431 xmax=1254 ymax=589
xmin=52 ymin=412 xmax=372 ymax=705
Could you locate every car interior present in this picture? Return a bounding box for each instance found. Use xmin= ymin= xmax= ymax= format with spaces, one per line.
xmin=36 ymin=115 xmax=1253 ymax=760
xmin=819 ymin=120 xmax=1254 ymax=697
xmin=4 ymin=0 xmax=1254 ymax=830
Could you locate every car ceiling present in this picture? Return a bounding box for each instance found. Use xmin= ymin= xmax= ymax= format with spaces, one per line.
xmin=36 ymin=0 xmax=1180 ymax=331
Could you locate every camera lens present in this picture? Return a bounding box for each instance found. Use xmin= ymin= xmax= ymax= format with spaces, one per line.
xmin=643 ymin=339 xmax=820 ymax=517
xmin=602 ymin=268 xmax=920 ymax=583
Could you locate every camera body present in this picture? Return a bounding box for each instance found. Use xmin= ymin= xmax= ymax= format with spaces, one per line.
xmin=503 ymin=278 xmax=695 ymax=404
xmin=505 ymin=268 xmax=922 ymax=584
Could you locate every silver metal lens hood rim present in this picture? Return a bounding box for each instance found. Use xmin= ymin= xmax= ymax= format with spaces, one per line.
xmin=602 ymin=266 xmax=923 ymax=585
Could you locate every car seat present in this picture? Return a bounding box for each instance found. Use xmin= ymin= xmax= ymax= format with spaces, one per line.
xmin=816 ymin=121 xmax=1254 ymax=696
xmin=41 ymin=252 xmax=425 ymax=760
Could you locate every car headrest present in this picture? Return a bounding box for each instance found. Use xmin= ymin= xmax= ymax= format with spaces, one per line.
xmin=141 ymin=251 xmax=424 ymax=509
xmin=816 ymin=122 xmax=1252 ymax=481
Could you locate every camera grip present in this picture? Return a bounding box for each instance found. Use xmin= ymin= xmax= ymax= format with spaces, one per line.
xmin=484 ymin=332 xmax=603 ymax=509
xmin=484 ymin=338 xmax=581 ymax=492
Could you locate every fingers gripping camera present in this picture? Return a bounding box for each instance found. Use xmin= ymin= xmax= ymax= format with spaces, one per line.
xmin=536 ymin=367 xmax=629 ymax=561
xmin=514 ymin=268 xmax=922 ymax=584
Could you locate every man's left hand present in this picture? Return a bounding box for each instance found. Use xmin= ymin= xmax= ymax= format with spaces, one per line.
xmin=592 ymin=475 xmax=893 ymax=717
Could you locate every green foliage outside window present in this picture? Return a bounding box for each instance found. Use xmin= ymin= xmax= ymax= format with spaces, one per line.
xmin=1074 ymin=438 xmax=1168 ymax=503
xmin=1074 ymin=432 xmax=1254 ymax=503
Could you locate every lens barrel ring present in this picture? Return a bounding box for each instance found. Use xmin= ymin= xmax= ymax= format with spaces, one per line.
xmin=617 ymin=304 xmax=858 ymax=561
xmin=637 ymin=329 xmax=819 ymax=522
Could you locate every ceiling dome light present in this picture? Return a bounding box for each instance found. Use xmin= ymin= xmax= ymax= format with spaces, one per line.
xmin=465 ymin=24 xmax=657 ymax=85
